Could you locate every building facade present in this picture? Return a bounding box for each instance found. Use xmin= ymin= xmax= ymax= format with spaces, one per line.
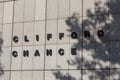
xmin=0 ymin=0 xmax=120 ymax=80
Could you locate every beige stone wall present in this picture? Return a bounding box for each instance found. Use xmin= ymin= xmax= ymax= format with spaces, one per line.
xmin=0 ymin=0 xmax=120 ymax=80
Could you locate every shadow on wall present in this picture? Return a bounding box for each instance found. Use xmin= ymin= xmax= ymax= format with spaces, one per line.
xmin=0 ymin=33 xmax=4 ymax=77
xmin=53 ymin=0 xmax=120 ymax=80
